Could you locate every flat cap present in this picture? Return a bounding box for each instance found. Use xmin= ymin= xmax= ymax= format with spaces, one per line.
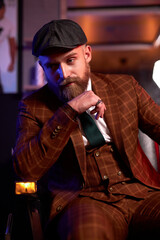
xmin=32 ymin=19 xmax=87 ymax=57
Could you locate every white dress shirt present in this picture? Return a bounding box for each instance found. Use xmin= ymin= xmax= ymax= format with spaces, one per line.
xmin=79 ymin=78 xmax=112 ymax=146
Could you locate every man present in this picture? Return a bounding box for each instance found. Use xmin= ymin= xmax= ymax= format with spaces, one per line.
xmin=0 ymin=0 xmax=16 ymax=93
xmin=13 ymin=19 xmax=160 ymax=240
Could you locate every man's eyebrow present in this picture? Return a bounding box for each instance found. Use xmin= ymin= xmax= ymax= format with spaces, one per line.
xmin=43 ymin=52 xmax=78 ymax=66
xmin=64 ymin=52 xmax=78 ymax=59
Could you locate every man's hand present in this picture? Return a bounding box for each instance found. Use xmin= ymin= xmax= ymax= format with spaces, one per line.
xmin=68 ymin=90 xmax=106 ymax=119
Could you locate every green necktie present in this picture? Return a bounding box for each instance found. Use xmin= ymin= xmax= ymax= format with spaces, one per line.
xmin=79 ymin=112 xmax=106 ymax=148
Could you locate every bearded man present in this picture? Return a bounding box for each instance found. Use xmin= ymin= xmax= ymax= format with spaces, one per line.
xmin=13 ymin=19 xmax=160 ymax=240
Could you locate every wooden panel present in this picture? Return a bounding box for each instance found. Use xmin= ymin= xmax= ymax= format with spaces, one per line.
xmin=67 ymin=13 xmax=160 ymax=44
xmin=65 ymin=0 xmax=160 ymax=104
xmin=67 ymin=0 xmax=160 ymax=8
xmin=90 ymin=47 xmax=160 ymax=72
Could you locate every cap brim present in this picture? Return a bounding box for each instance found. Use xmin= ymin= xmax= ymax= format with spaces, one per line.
xmin=39 ymin=45 xmax=81 ymax=56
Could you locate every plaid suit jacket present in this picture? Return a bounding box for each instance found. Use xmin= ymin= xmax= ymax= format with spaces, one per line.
xmin=13 ymin=73 xmax=160 ymax=218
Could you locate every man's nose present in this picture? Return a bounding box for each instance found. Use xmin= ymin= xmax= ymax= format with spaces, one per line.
xmin=57 ymin=65 xmax=64 ymax=80
xmin=59 ymin=63 xmax=70 ymax=79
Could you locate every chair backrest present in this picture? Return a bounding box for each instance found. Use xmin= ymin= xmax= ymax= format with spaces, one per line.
xmin=138 ymin=130 xmax=160 ymax=172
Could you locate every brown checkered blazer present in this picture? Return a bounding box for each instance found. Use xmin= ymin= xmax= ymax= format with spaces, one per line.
xmin=13 ymin=73 xmax=160 ymax=218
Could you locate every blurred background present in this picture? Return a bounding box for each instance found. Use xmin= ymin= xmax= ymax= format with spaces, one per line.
xmin=0 ymin=0 xmax=160 ymax=238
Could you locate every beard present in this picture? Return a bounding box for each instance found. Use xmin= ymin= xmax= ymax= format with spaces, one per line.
xmin=59 ymin=63 xmax=90 ymax=102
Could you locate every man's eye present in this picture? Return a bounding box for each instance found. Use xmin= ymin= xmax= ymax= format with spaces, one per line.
xmin=67 ymin=58 xmax=74 ymax=64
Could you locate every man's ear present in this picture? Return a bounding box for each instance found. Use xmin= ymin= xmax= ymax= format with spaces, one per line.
xmin=84 ymin=45 xmax=92 ymax=63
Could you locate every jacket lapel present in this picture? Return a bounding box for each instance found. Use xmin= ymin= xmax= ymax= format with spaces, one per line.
xmin=70 ymin=73 xmax=125 ymax=182
xmin=70 ymin=73 xmax=133 ymax=181
xmin=70 ymin=127 xmax=87 ymax=182
xmin=91 ymin=73 xmax=126 ymax=156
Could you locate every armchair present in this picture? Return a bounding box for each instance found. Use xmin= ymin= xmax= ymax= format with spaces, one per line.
xmin=5 ymin=182 xmax=44 ymax=240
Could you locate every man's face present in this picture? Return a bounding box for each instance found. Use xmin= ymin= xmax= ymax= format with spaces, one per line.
xmin=39 ymin=45 xmax=92 ymax=102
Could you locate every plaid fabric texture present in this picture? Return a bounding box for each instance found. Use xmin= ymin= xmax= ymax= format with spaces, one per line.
xmin=13 ymin=73 xmax=160 ymax=224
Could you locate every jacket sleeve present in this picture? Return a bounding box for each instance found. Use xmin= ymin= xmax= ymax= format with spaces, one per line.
xmin=132 ymin=76 xmax=160 ymax=143
xmin=13 ymin=100 xmax=78 ymax=181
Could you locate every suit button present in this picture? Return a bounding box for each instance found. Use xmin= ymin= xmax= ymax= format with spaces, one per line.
xmin=95 ymin=151 xmax=100 ymax=157
xmin=110 ymin=147 xmax=114 ymax=153
xmin=56 ymin=205 xmax=63 ymax=212
xmin=117 ymin=171 xmax=122 ymax=176
xmin=103 ymin=175 xmax=108 ymax=180
xmin=109 ymin=187 xmax=113 ymax=192
xmin=57 ymin=125 xmax=62 ymax=130
xmin=51 ymin=132 xmax=56 ymax=139
xmin=81 ymin=182 xmax=85 ymax=189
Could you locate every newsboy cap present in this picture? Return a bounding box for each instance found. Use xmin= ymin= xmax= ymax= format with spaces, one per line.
xmin=32 ymin=19 xmax=87 ymax=57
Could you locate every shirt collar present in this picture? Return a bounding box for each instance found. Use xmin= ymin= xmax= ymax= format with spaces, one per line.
xmin=86 ymin=78 xmax=92 ymax=91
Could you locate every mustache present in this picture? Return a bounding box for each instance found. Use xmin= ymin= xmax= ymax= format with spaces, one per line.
xmin=59 ymin=77 xmax=79 ymax=87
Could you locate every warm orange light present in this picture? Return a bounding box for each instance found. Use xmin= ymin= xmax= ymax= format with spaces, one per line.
xmin=15 ymin=182 xmax=37 ymax=194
